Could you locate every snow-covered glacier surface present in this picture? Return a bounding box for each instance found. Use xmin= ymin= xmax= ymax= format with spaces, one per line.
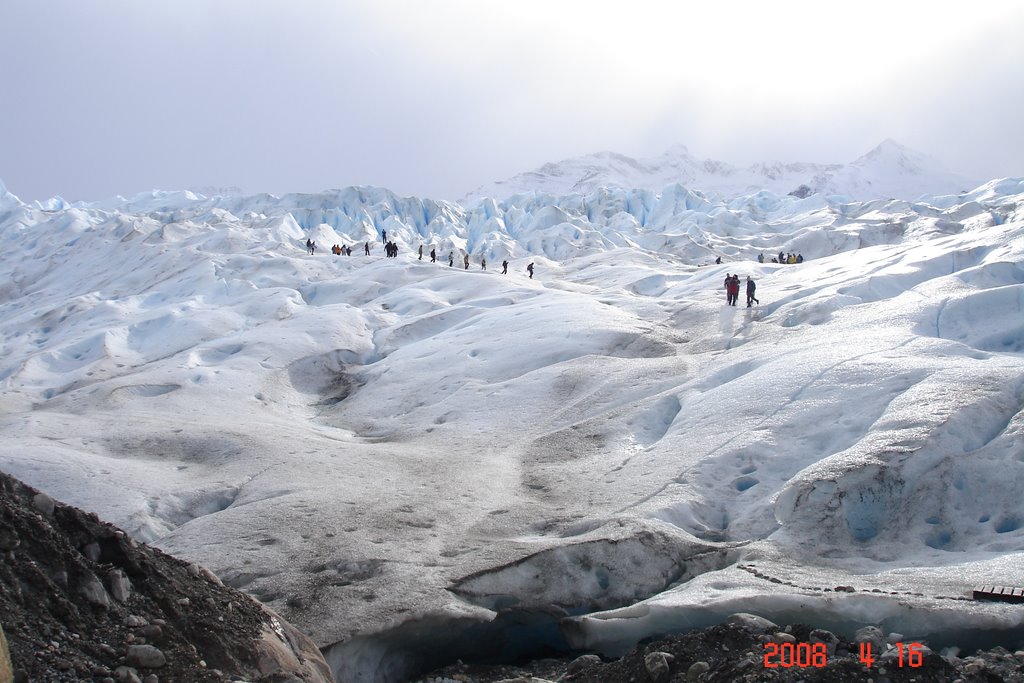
xmin=1 ymin=177 xmax=1024 ymax=682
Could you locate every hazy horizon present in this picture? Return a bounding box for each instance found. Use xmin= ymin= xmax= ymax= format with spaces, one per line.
xmin=2 ymin=0 xmax=1022 ymax=203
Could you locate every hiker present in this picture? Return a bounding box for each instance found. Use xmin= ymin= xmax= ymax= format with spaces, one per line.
xmin=778 ymin=251 xmax=785 ymax=264
xmin=347 ymin=246 xmax=352 ymax=256
xmin=481 ymin=256 xmax=487 ymax=271
xmin=715 ymin=256 xmax=722 ymax=265
xmin=796 ymin=253 xmax=804 ymax=263
xmin=306 ymin=239 xmax=313 ymax=255
xmin=527 ymin=262 xmax=534 ymax=279
xmin=419 ymin=245 xmax=423 ymax=260
xmin=430 ymin=248 xmax=436 ymax=263
xmin=724 ymin=273 xmax=732 ymax=303
xmin=449 ymin=252 xmax=454 ymax=267
xmin=501 ymin=260 xmax=508 ymax=274
xmin=746 ymin=276 xmax=759 ymax=307
xmin=726 ymin=274 xmax=740 ymax=306
xmin=365 ymin=242 xmax=370 ymax=255
xmin=382 ymin=230 xmax=387 ymax=244
xmin=310 ymin=241 xmax=316 ymax=255
xmin=757 ymin=253 xmax=764 ymax=263
xmin=464 ymin=253 xmax=470 ymax=270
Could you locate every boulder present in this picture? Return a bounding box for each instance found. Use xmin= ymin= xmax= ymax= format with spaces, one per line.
xmin=108 ymin=569 xmax=132 ymax=603
xmin=126 ymin=645 xmax=166 ymax=669
xmin=644 ymin=651 xmax=673 ymax=681
xmin=726 ymin=612 xmax=778 ymax=632
xmin=32 ymin=493 xmax=55 ymax=517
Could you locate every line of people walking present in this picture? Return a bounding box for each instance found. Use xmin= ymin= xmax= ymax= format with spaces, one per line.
xmin=310 ymin=234 xmax=536 ymax=279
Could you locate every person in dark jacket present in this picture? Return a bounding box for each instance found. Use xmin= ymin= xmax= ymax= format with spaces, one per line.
xmin=746 ymin=276 xmax=759 ymax=307
xmin=527 ymin=262 xmax=534 ymax=279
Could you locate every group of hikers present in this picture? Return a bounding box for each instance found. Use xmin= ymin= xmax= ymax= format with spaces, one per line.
xmin=724 ymin=273 xmax=758 ymax=307
xmin=759 ymin=251 xmax=803 ymax=264
xmin=442 ymin=251 xmax=533 ymax=278
xmin=717 ymin=252 xmax=805 ymax=266
xmin=418 ymin=245 xmax=438 ymax=262
xmin=717 ymin=250 xmax=809 ymax=307
xmin=307 ymin=233 xmax=536 ymax=279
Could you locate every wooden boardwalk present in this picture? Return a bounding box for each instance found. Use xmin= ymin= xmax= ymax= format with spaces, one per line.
xmin=972 ymin=585 xmax=1024 ymax=603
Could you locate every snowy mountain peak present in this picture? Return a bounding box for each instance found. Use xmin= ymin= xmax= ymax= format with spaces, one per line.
xmin=864 ymin=137 xmax=911 ymax=157
xmin=464 ymin=141 xmax=980 ymax=203
xmin=854 ymin=138 xmax=945 ymax=172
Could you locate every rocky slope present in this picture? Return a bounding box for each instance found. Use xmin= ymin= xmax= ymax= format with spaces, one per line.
xmin=0 ymin=471 xmax=333 ymax=683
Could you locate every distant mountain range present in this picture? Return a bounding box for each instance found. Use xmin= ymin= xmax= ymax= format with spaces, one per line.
xmin=464 ymin=139 xmax=981 ymax=203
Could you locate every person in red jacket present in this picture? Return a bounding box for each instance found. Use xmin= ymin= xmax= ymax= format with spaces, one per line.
xmin=726 ymin=274 xmax=740 ymax=306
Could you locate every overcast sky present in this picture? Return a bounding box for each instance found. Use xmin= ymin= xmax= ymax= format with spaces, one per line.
xmin=2 ymin=0 xmax=1022 ymax=203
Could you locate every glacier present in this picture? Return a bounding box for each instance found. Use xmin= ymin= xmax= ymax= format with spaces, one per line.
xmin=1 ymin=172 xmax=1023 ymax=683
